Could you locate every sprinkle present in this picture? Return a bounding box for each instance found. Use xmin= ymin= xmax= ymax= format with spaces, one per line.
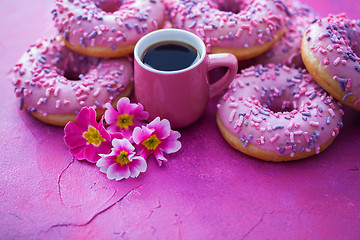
xmin=342 ymin=92 xmax=353 ymax=101
xmin=272 ymin=125 xmax=284 ymax=131
xmin=269 ymin=133 xmax=279 ymax=143
xmin=303 ymin=132 xmax=310 ymax=143
xmin=333 ymin=57 xmax=341 ymax=66
xmin=310 ymin=121 xmax=320 ymax=127
xmin=258 ymin=108 xmax=270 ymax=116
xmin=229 ymin=110 xmax=236 ymax=122
xmin=87 ymin=30 xmax=97 ymax=39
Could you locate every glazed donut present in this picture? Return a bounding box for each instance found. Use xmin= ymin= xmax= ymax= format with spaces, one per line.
xmin=167 ymin=0 xmax=288 ymax=60
xmin=301 ymin=14 xmax=360 ymax=112
xmin=53 ymin=0 xmax=166 ymax=58
xmin=12 ymin=36 xmax=133 ymax=127
xmin=254 ymin=2 xmax=315 ymax=67
xmin=217 ymin=64 xmax=343 ymax=162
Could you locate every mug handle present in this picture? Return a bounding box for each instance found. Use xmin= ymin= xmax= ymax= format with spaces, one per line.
xmin=207 ymin=53 xmax=238 ymax=98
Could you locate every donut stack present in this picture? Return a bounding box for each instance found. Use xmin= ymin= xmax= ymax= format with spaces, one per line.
xmin=12 ymin=0 xmax=166 ymax=126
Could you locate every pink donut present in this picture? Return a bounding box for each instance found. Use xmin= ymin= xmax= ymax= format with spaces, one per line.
xmin=216 ymin=64 xmax=344 ymax=162
xmin=254 ymin=3 xmax=315 ymax=67
xmin=12 ymin=36 xmax=133 ymax=126
xmin=167 ymin=0 xmax=288 ymax=60
xmin=53 ymin=0 xmax=166 ymax=58
xmin=301 ymin=14 xmax=360 ymax=112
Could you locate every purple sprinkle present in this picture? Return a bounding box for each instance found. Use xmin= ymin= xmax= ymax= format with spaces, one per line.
xmin=125 ymin=23 xmax=132 ymax=30
xmin=19 ymin=97 xmax=24 ymax=110
xmin=189 ymin=20 xmax=197 ymax=29
xmin=87 ymin=30 xmax=97 ymax=39
xmin=342 ymin=92 xmax=353 ymax=101
xmin=355 ymin=65 xmax=360 ymax=72
xmin=244 ymin=140 xmax=249 ymax=147
xmin=80 ymin=37 xmax=87 ymax=48
xmin=279 ymin=147 xmax=285 ymax=154
xmin=251 ymin=109 xmax=259 ymax=115
xmin=302 ymin=116 xmax=307 ymax=121
xmin=349 ymin=55 xmax=357 ymax=62
xmin=337 ymin=77 xmax=348 ymax=83
xmin=258 ymin=108 xmax=270 ymax=116
xmin=229 ymin=32 xmax=234 ymax=40
xmin=302 ymin=112 xmax=311 ymax=116
xmin=272 ymin=125 xmax=284 ymax=131
xmin=287 ymin=82 xmax=295 ymax=87
xmin=309 ymin=92 xmax=317 ymax=100
xmin=135 ymin=24 xmax=142 ymax=34
xmin=339 ymin=82 xmax=345 ymax=92
xmin=292 ymin=144 xmax=297 ymax=151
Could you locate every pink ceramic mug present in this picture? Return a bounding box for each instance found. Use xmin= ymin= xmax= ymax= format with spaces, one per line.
xmin=134 ymin=29 xmax=238 ymax=128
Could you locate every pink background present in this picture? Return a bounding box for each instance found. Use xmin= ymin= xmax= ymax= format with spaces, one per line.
xmin=1 ymin=0 xmax=359 ymax=239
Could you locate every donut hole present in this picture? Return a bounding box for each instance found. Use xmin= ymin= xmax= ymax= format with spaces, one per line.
xmin=95 ymin=0 xmax=122 ymax=13
xmin=63 ymin=67 xmax=88 ymax=81
xmin=260 ymin=95 xmax=295 ymax=113
xmin=350 ymin=32 xmax=360 ymax=58
xmin=214 ymin=0 xmax=242 ymax=14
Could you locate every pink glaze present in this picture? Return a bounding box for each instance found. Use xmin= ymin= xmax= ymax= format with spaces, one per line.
xmin=304 ymin=14 xmax=360 ymax=105
xmin=167 ymin=0 xmax=288 ymax=52
xmin=12 ymin=36 xmax=133 ymax=116
xmin=217 ymin=64 xmax=343 ymax=157
xmin=255 ymin=2 xmax=316 ymax=67
xmin=53 ymin=0 xmax=165 ymax=51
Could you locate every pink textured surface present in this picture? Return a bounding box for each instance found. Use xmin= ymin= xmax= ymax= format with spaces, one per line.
xmin=1 ymin=1 xmax=360 ymax=239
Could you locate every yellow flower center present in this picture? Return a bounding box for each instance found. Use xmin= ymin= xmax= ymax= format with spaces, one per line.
xmin=82 ymin=126 xmax=105 ymax=146
xmin=116 ymin=150 xmax=130 ymax=166
xmin=142 ymin=134 xmax=161 ymax=150
xmin=117 ymin=114 xmax=134 ymax=129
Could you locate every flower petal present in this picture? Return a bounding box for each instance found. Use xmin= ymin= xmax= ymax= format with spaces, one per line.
xmin=112 ymin=138 xmax=135 ymax=153
xmin=83 ymin=144 xmax=101 ymax=163
xmin=154 ymin=148 xmax=167 ymax=166
xmin=104 ymin=102 xmax=120 ymax=125
xmin=133 ymin=103 xmax=149 ymax=121
xmin=116 ymin=97 xmax=131 ymax=115
xmin=107 ymin=163 xmax=131 ymax=181
xmin=96 ymin=154 xmax=116 ymax=168
xmin=76 ymin=107 xmax=97 ymax=130
xmin=64 ymin=121 xmax=87 ymax=149
xmin=158 ymin=130 xmax=182 ymax=154
xmin=130 ymin=156 xmax=147 ymax=173
xmin=132 ymin=126 xmax=154 ymax=144
xmin=148 ymin=117 xmax=171 ymax=139
xmin=70 ymin=146 xmax=86 ymax=160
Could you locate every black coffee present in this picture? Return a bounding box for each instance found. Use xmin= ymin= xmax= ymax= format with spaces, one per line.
xmin=141 ymin=41 xmax=200 ymax=71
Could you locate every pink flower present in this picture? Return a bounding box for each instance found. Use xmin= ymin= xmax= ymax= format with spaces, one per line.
xmin=104 ymin=97 xmax=149 ymax=139
xmin=133 ymin=117 xmax=181 ymax=166
xmin=64 ymin=107 xmax=112 ymax=163
xmin=96 ymin=138 xmax=147 ymax=181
